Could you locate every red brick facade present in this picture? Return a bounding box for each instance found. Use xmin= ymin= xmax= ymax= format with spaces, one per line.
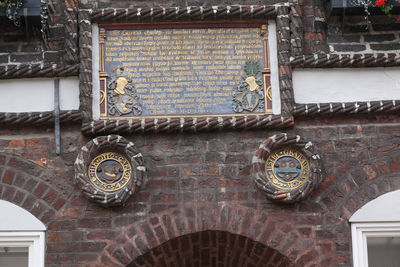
xmin=1 ymin=0 xmax=400 ymax=265
xmin=0 ymin=115 xmax=399 ymax=266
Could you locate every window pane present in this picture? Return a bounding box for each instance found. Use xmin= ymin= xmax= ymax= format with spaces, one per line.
xmin=0 ymin=247 xmax=28 ymax=267
xmin=367 ymin=236 xmax=400 ymax=267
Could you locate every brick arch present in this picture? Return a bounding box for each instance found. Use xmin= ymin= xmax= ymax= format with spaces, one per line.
xmin=0 ymin=152 xmax=73 ymax=226
xmin=127 ymin=230 xmax=294 ymax=267
xmin=309 ymin=151 xmax=400 ymax=265
xmin=314 ymin=151 xmax=400 ymax=218
xmin=98 ymin=203 xmax=333 ymax=267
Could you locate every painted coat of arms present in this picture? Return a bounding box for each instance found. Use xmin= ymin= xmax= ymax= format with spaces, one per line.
xmin=107 ymin=67 xmax=142 ymax=116
xmin=232 ymin=61 xmax=265 ymax=113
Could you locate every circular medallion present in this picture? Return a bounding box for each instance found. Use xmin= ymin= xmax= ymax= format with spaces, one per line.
xmin=252 ymin=133 xmax=323 ymax=203
xmin=265 ymin=148 xmax=310 ymax=190
xmin=88 ymin=152 xmax=132 ymax=192
xmin=74 ymin=135 xmax=146 ymax=207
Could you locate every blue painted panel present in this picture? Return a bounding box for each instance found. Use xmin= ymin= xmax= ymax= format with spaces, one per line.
xmin=103 ymin=27 xmax=266 ymax=118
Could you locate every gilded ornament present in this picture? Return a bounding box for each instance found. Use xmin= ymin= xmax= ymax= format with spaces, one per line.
xmin=74 ymin=135 xmax=146 ymax=207
xmin=107 ymin=67 xmax=143 ymax=116
xmin=265 ymin=148 xmax=310 ymax=190
xmin=232 ymin=61 xmax=265 ymax=113
xmin=88 ymin=152 xmax=132 ymax=192
xmin=252 ymin=133 xmax=323 ymax=203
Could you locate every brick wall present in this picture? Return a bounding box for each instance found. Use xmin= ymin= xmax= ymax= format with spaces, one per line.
xmin=0 ymin=116 xmax=399 ymax=266
xmin=292 ymin=0 xmax=400 ymax=55
xmin=327 ymin=15 xmax=400 ymax=53
xmin=1 ymin=0 xmax=400 ymax=266
xmin=0 ymin=0 xmax=71 ymax=68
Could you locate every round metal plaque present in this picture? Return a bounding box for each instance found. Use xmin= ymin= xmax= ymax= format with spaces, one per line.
xmin=88 ymin=152 xmax=132 ymax=192
xmin=265 ymin=148 xmax=310 ymax=191
xmin=74 ymin=135 xmax=146 ymax=207
xmin=252 ymin=133 xmax=323 ymax=203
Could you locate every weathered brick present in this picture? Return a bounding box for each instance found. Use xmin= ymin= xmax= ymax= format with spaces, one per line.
xmin=0 ymin=54 xmax=8 ymax=64
xmin=13 ymin=190 xmax=25 ymax=204
xmin=47 ymin=242 xmax=78 ymax=253
xmin=43 ymin=188 xmax=58 ymax=204
xmin=362 ymin=165 xmax=377 ymax=180
xmin=30 ymin=201 xmax=47 ymax=217
xmin=375 ymin=160 xmax=390 ymax=174
xmin=184 ymin=166 xmax=218 ymax=176
xmin=3 ymin=34 xmax=28 ymax=42
xmin=333 ymin=44 xmax=366 ymax=52
xmin=53 ymin=197 xmax=66 ymax=210
xmin=21 ymin=195 xmax=36 ymax=210
xmin=327 ymin=35 xmax=360 ymax=43
xmin=23 ymin=178 xmax=38 ymax=191
xmin=21 ymin=44 xmax=42 ymax=52
xmin=33 ymin=182 xmax=49 ymax=197
xmin=78 ymin=218 xmax=112 ymax=229
xmin=2 ymin=169 xmax=15 ymax=184
xmin=10 ymin=53 xmax=43 ymax=63
xmin=43 ymin=51 xmax=61 ymax=63
xmin=147 ymin=180 xmax=176 ymax=189
xmin=370 ymin=43 xmax=400 ymax=51
xmin=9 ymin=139 xmax=25 ymax=148
xmin=56 ymin=207 xmax=83 ymax=219
xmin=390 ymin=157 xmax=400 ymax=172
xmin=26 ymin=138 xmax=43 ymax=147
xmin=2 ymin=186 xmax=16 ymax=201
xmin=364 ymin=34 xmax=395 ymax=42
xmin=87 ymin=230 xmax=118 ymax=240
xmin=151 ymin=193 xmax=176 ymax=203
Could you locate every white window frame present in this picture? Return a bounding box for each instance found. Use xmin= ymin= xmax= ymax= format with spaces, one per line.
xmin=351 ymin=222 xmax=400 ymax=267
xmin=0 ymin=232 xmax=45 ymax=267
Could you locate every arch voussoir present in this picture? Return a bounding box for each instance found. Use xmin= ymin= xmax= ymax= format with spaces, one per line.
xmin=0 ymin=153 xmax=74 ymax=228
xmin=107 ymin=245 xmax=133 ymax=266
xmin=99 ymin=203 xmax=311 ymax=266
xmin=100 ymin=252 xmax=125 ymax=267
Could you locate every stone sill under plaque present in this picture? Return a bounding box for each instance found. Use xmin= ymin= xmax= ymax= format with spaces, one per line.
xmin=81 ymin=115 xmax=294 ymax=135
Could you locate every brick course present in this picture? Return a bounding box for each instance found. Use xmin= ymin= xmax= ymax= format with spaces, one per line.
xmin=327 ymin=15 xmax=400 ymax=54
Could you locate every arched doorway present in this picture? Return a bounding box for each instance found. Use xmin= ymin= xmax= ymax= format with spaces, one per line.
xmin=127 ymin=230 xmax=294 ymax=267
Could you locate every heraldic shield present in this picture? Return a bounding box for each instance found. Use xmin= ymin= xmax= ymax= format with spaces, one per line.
xmin=232 ymin=60 xmax=265 ymax=113
xmin=107 ymin=67 xmax=142 ymax=116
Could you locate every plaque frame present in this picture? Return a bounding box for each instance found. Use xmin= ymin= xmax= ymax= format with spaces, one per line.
xmin=252 ymin=133 xmax=324 ymax=203
xmin=98 ymin=21 xmax=272 ymax=120
xmin=74 ymin=135 xmax=146 ymax=207
xmin=80 ymin=6 xmax=295 ymax=135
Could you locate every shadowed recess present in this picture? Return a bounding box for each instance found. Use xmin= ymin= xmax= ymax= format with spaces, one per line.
xmin=127 ymin=230 xmax=294 ymax=267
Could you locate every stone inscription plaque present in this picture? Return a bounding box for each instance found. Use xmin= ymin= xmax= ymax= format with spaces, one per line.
xmin=99 ymin=23 xmax=272 ymax=119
